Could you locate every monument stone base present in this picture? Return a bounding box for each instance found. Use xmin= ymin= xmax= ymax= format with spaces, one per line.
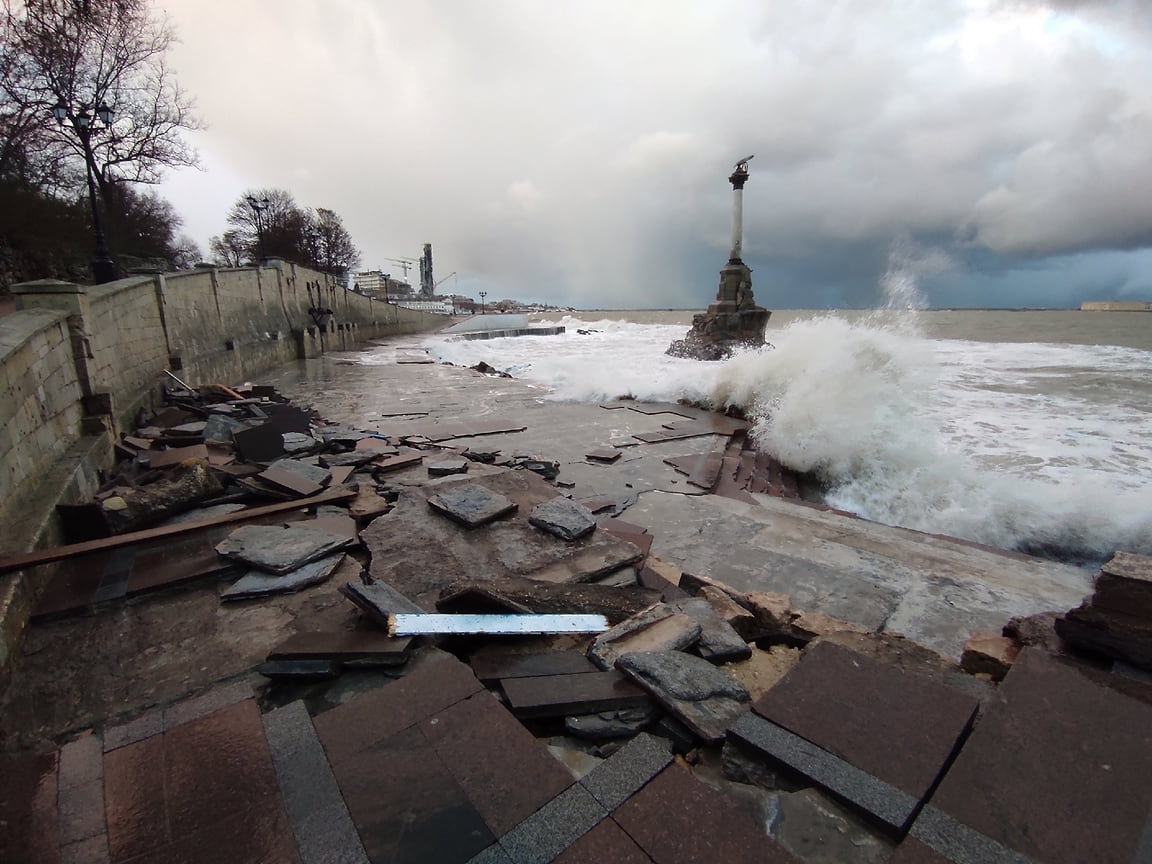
xmin=666 ymin=262 xmax=771 ymax=361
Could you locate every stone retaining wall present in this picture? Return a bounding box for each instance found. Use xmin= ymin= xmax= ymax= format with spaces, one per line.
xmin=0 ymin=261 xmax=445 ymax=685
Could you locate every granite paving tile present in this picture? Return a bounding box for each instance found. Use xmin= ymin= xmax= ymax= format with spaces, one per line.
xmin=467 ymin=844 xmax=514 ymax=864
xmin=913 ymin=648 xmax=1152 ymax=864
xmin=421 ymin=691 xmax=574 ymax=837
xmin=0 ymin=750 xmax=59 ymax=864
xmin=104 ymin=734 xmax=168 ymax=860
xmin=262 ymin=700 xmax=367 ymax=864
xmin=579 ymin=732 xmax=673 ymax=811
xmin=314 ymin=654 xmax=483 ymax=764
xmin=501 ymin=671 xmax=651 ymax=719
xmin=60 ymin=834 xmax=111 ymax=864
xmin=58 ymin=777 xmax=106 ymax=845
xmin=469 ymin=650 xmax=597 ymax=682
xmin=103 ymin=711 xmax=164 ymax=752
xmin=754 ymin=640 xmax=978 ymax=801
xmin=553 ymin=818 xmax=653 ymax=864
xmin=496 ymin=784 xmax=607 ymax=864
xmin=612 ymin=763 xmax=804 ymax=864
xmin=727 ymin=712 xmax=920 ymax=831
xmin=59 ymin=731 xmax=103 ymax=789
xmin=162 ymin=678 xmax=254 ymax=730
xmin=332 ymin=724 xmax=494 ymax=864
xmin=120 ymin=806 xmax=300 ymax=864
xmin=162 ymin=699 xmax=281 ymax=839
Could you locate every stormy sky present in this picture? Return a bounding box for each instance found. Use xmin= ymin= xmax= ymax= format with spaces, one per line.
xmin=157 ymin=0 xmax=1152 ymax=309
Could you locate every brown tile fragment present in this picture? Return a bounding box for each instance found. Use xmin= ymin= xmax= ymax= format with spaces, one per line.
xmin=469 ymin=650 xmax=596 ymax=682
xmin=0 ymin=751 xmax=59 ymax=864
xmin=104 ymin=735 xmax=168 ymax=860
xmin=613 ymin=764 xmax=802 ymax=863
xmin=421 ymin=692 xmax=573 ymax=836
xmin=501 ymin=671 xmax=651 ymax=719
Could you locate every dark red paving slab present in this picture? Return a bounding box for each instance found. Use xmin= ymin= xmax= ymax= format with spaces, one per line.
xmin=755 ymin=640 xmax=978 ymax=801
xmin=888 ymin=837 xmax=956 ymax=863
xmin=470 ymin=650 xmax=597 ymax=682
xmin=913 ymin=648 xmax=1152 ymax=864
xmin=258 ymin=463 xmax=323 ymax=497
xmin=420 ymin=691 xmax=573 ymax=837
xmin=267 ymin=630 xmax=411 ymax=662
xmin=554 ymin=817 xmax=653 ymax=863
xmin=104 ymin=699 xmax=291 ymax=864
xmin=613 ymin=764 xmax=803 ymax=863
xmin=0 ymin=750 xmax=59 ymax=864
xmin=313 ymin=654 xmax=483 ymax=764
xmin=501 ymin=670 xmax=651 ymax=719
xmin=332 ymin=724 xmax=493 ymax=864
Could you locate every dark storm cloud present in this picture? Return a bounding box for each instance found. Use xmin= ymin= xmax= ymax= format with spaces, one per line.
xmin=157 ymin=0 xmax=1152 ymax=309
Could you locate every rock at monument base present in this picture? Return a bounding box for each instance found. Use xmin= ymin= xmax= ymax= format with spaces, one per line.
xmin=587 ymin=603 xmax=702 ymax=671
xmin=615 ymin=650 xmax=751 ymax=742
xmin=529 ymin=497 xmax=598 ymax=541
xmin=426 ymin=483 xmax=518 ymax=527
xmin=670 ymin=597 xmax=753 ymax=663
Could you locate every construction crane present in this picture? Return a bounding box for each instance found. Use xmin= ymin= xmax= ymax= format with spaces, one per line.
xmin=434 ymin=271 xmax=457 ymax=292
xmin=383 ymin=256 xmax=417 ymax=282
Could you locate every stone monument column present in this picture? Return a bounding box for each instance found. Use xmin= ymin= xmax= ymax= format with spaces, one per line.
xmin=729 ymin=163 xmax=749 ymax=264
xmin=666 ymin=156 xmax=771 ymax=360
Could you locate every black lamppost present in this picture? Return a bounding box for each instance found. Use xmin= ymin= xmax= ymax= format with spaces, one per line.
xmin=52 ymin=100 xmax=116 ymax=283
xmin=479 ymin=290 xmax=487 ymax=314
xmin=246 ymin=196 xmax=270 ymax=263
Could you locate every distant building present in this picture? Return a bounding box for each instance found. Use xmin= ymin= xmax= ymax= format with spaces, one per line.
xmin=352 ymin=270 xmax=413 ymax=300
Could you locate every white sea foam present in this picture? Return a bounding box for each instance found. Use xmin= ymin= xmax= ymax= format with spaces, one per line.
xmin=424 ymin=312 xmax=1152 ymax=563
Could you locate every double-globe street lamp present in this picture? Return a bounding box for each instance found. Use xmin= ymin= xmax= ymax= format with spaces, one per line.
xmin=479 ymin=290 xmax=487 ymax=315
xmin=246 ymin=195 xmax=270 ymax=263
xmin=51 ymin=100 xmax=117 ymax=284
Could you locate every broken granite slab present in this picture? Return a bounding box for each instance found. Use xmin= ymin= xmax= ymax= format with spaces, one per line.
xmin=428 ymin=457 xmax=469 ymax=477
xmin=318 ymin=450 xmax=380 ymax=468
xmin=220 ymin=552 xmax=345 ymax=601
xmin=565 ymin=705 xmax=660 ymax=740
xmin=203 ymin=414 xmax=250 ymax=444
xmin=615 ymin=650 xmax=751 ymax=742
xmin=281 ymin=432 xmax=319 ymax=454
xmin=340 ymin=579 xmax=424 ymax=628
xmin=215 ymin=524 xmax=355 ymax=574
xmin=587 ymin=603 xmax=702 ymax=671
xmin=529 ymin=497 xmax=597 ymax=541
xmin=671 ymin=598 xmax=753 ymax=664
xmin=427 ymin=483 xmax=518 ymax=528
xmin=440 ymin=576 xmax=660 ymax=623
xmin=267 ymin=458 xmax=332 ymax=487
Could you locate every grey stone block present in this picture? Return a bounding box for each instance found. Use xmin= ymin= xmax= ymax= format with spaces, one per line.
xmin=215 ymin=524 xmax=354 ymax=573
xmin=671 ymin=597 xmax=753 ymax=663
xmin=220 ymin=552 xmax=345 ymax=601
xmin=466 ymin=844 xmax=514 ymax=864
xmin=103 ymin=710 xmax=163 ymax=752
xmin=427 ymin=484 xmax=518 ymax=527
xmin=579 ymin=732 xmax=672 ymax=811
xmin=529 ymin=497 xmax=597 ymax=541
xmin=728 ymin=712 xmax=919 ymax=831
xmin=262 ymin=700 xmax=368 ymax=864
xmin=910 ymin=806 xmax=1040 ymax=864
xmin=497 ymin=784 xmax=607 ymax=864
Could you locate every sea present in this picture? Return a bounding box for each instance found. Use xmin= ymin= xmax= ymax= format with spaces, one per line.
xmin=419 ymin=306 xmax=1152 ymax=567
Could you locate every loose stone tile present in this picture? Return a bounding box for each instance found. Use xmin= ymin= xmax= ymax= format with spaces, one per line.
xmin=613 ymin=763 xmax=804 ymax=864
xmin=552 ymin=818 xmax=652 ymax=864
xmin=220 ymin=552 xmax=345 ymax=601
xmin=470 ymin=650 xmax=597 ymax=682
xmin=341 ymin=578 xmax=425 ymax=626
xmin=911 ymin=648 xmax=1152 ymax=864
xmin=262 ymin=700 xmax=367 ymax=864
xmin=502 ymin=671 xmax=651 ymax=719
xmin=0 ymin=751 xmax=59 ymax=864
xmin=587 ymin=603 xmax=702 ymax=671
xmin=202 ymin=414 xmax=249 ymax=444
xmin=215 ymin=524 xmax=354 ymax=574
xmin=258 ymin=463 xmax=323 ymax=497
xmin=585 ymin=448 xmax=622 ymax=463
xmin=282 ymin=431 xmax=319 ymax=453
xmin=496 ymin=784 xmax=607 ymax=864
xmin=529 ymin=497 xmax=598 ymax=541
xmin=373 ymin=451 xmax=426 ymax=472
xmin=579 ymin=732 xmax=673 ymax=811
xmin=428 ymin=483 xmax=519 ymax=528
xmin=233 ymin=423 xmax=285 ymax=462
xmin=428 ymin=457 xmax=470 ymax=476
xmin=755 ymin=641 xmax=978 ymax=805
xmin=268 ymin=630 xmax=412 ymax=665
xmin=670 ymin=597 xmax=753 ymax=663
xmin=313 ymin=654 xmax=483 ymax=764
xmin=422 ymin=691 xmax=575 ymax=837
xmin=565 ymin=705 xmax=660 ymax=741
xmin=616 ymin=650 xmax=751 ymax=743
xmin=698 ymin=585 xmax=760 ymax=640
xmin=727 ymin=712 xmax=920 ymax=832
xmin=268 ymin=457 xmax=333 ymax=486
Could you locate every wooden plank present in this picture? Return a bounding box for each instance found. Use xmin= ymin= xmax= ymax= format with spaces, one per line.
xmin=501 ymin=671 xmax=651 ymax=719
xmin=0 ymin=487 xmax=356 ymax=575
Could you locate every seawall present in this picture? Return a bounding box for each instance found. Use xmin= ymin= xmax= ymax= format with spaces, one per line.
xmin=1080 ymin=300 xmax=1152 ymax=311
xmin=0 ymin=260 xmax=444 ymax=680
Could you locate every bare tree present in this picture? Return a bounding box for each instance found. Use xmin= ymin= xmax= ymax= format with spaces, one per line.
xmin=209 ymin=230 xmax=246 ymax=268
xmin=309 ymin=207 xmax=360 ymax=275
xmin=0 ymin=0 xmax=200 ymax=199
xmin=220 ymin=189 xmax=360 ymax=274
